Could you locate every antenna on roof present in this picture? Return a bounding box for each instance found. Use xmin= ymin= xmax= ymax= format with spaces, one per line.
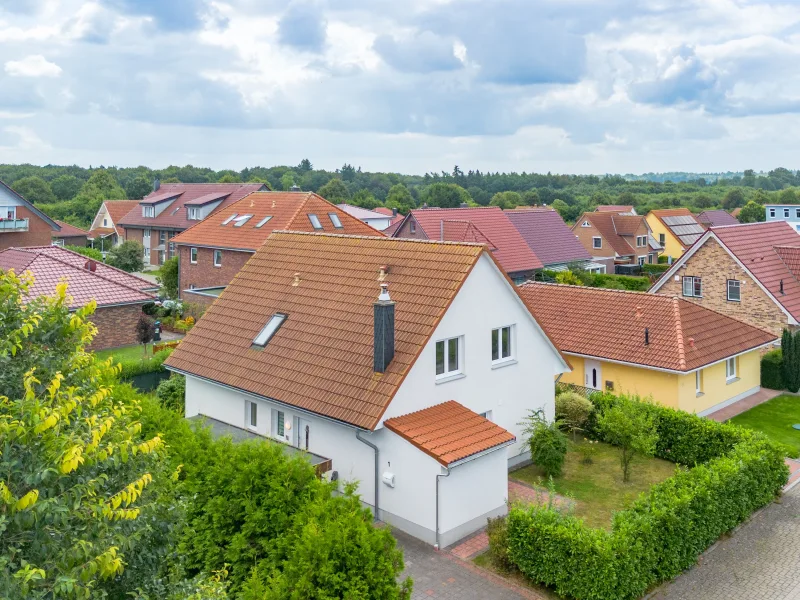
xmin=644 ymin=327 xmax=650 ymax=346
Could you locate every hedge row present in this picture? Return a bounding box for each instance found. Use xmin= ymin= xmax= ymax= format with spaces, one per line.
xmin=117 ymin=347 xmax=174 ymax=380
xmin=503 ymin=394 xmax=788 ymax=600
xmin=761 ymin=349 xmax=785 ymax=390
xmin=588 ymin=273 xmax=650 ymax=291
xmin=641 ymin=263 xmax=670 ymax=275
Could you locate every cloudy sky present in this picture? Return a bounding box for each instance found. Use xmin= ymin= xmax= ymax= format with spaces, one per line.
xmin=1 ymin=0 xmax=799 ymax=175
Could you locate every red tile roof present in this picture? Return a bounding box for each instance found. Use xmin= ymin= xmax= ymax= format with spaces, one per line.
xmin=171 ymin=192 xmax=384 ymax=251
xmin=0 ymin=246 xmax=155 ymax=309
xmin=595 ymin=205 xmax=635 ymax=214
xmin=518 ymin=283 xmax=776 ymax=371
xmin=398 ymin=207 xmax=543 ymax=274
xmin=53 ymin=220 xmax=89 ymax=239
xmin=118 ymin=183 xmax=267 ymax=230
xmin=576 ymin=212 xmax=646 ymax=256
xmin=506 ymin=208 xmax=591 ymax=267
xmin=697 ymin=210 xmax=738 ymax=227
xmin=383 ymin=220 xmax=403 ymax=237
xmin=384 ymin=401 xmax=515 ymax=466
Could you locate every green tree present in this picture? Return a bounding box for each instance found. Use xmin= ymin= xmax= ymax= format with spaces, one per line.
xmin=65 ymin=245 xmax=103 ymax=261
xmin=317 ymin=177 xmax=351 ymax=202
xmin=521 ymin=410 xmax=567 ymax=478
xmin=782 ymin=329 xmax=800 ymax=393
xmin=422 ymin=183 xmax=472 ymax=208
xmin=156 ymin=374 xmax=186 ymax=413
xmin=551 ymin=199 xmax=570 ymax=221
xmin=80 ymin=170 xmax=126 ymax=201
xmin=126 ymin=175 xmax=154 ymax=200
xmin=738 ymin=201 xmax=766 ymax=224
xmin=351 ymin=189 xmax=381 ymax=209
xmin=554 ymin=271 xmax=583 ymax=286
xmin=597 ymin=397 xmax=658 ymax=482
xmin=158 ymin=257 xmax=179 ymax=298
xmin=522 ymin=189 xmax=540 ymax=206
xmin=385 ymin=183 xmax=414 ymax=212
xmin=555 ymin=392 xmax=593 ymax=441
xmin=279 ymin=171 xmax=296 ymax=191
xmin=489 ymin=191 xmax=522 ymax=210
xmin=217 ymin=173 xmax=241 ymax=184
xmin=694 ymin=194 xmax=714 ymax=209
xmin=11 ymin=176 xmax=56 ymax=204
xmin=297 ymin=158 xmax=313 ymax=172
xmin=779 ymin=188 xmax=799 ymax=204
xmin=136 ymin=314 xmax=156 ymax=356
xmin=722 ymin=188 xmax=746 ymax=210
xmin=339 ymin=164 xmax=356 ymax=182
xmin=107 ymin=240 xmax=144 ymax=272
xmin=51 ymin=175 xmax=83 ymax=201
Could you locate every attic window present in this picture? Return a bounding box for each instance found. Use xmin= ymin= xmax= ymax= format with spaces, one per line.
xmin=308 ymin=214 xmax=323 ymax=230
xmin=255 ymin=215 xmax=273 ymax=228
xmin=233 ymin=214 xmax=253 ymax=227
xmin=222 ymin=213 xmax=238 ymax=225
xmin=582 ymin=220 xmax=590 ymax=227
xmin=253 ymin=313 xmax=287 ymax=347
xmin=328 ymin=213 xmax=343 ymax=228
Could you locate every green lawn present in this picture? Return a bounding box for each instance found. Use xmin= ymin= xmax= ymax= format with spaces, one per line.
xmin=729 ymin=394 xmax=800 ymax=457
xmin=94 ymin=344 xmax=154 ymax=363
xmin=510 ymin=439 xmax=679 ymax=529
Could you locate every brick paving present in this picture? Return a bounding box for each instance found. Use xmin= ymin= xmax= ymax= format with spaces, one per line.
xmin=652 ymin=484 xmax=800 ymax=600
xmin=706 ymin=387 xmax=781 ymax=422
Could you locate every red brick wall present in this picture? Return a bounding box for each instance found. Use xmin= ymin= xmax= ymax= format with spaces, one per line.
xmin=88 ymin=304 xmax=145 ymax=351
xmin=0 ymin=206 xmax=54 ymax=250
xmin=178 ymin=245 xmax=252 ymax=302
xmin=55 ymin=235 xmax=89 ymax=247
xmin=393 ymin=216 xmax=428 ymax=240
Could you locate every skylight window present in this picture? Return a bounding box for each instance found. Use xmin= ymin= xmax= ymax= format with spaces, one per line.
xmin=222 ymin=213 xmax=238 ymax=225
xmin=308 ymin=214 xmax=323 ymax=230
xmin=255 ymin=215 xmax=273 ymax=228
xmin=253 ymin=313 xmax=287 ymax=347
xmin=233 ymin=214 xmax=253 ymax=227
xmin=328 ymin=213 xmax=343 ymax=228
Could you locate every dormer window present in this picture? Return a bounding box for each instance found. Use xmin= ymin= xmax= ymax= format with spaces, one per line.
xmin=308 ymin=214 xmax=323 ymax=230
xmin=222 ymin=213 xmax=238 ymax=225
xmin=253 ymin=313 xmax=287 ymax=347
xmin=143 ymin=206 xmax=155 ymax=218
xmin=255 ymin=215 xmax=273 ymax=228
xmin=188 ymin=207 xmax=201 ymax=220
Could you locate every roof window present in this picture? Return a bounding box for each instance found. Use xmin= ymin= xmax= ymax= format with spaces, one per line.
xmin=328 ymin=213 xmax=343 ymax=228
xmin=253 ymin=313 xmax=287 ymax=347
xmin=233 ymin=214 xmax=253 ymax=227
xmin=308 ymin=214 xmax=323 ymax=230
xmin=255 ymin=215 xmax=273 ymax=228
xmin=222 ymin=213 xmax=238 ymax=225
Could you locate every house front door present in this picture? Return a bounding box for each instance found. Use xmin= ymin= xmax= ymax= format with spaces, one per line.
xmin=297 ymin=418 xmax=311 ymax=451
xmin=585 ymin=360 xmax=602 ymax=390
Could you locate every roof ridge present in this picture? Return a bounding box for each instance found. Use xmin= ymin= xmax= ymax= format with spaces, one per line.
xmin=285 ymin=192 xmax=315 ymax=226
xmin=271 ymin=229 xmax=488 ymax=248
xmin=672 ymin=297 xmax=687 ymax=370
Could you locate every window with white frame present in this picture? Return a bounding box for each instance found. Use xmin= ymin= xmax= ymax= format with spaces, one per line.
xmin=190 ymin=247 xmax=198 ymax=264
xmin=638 ymin=256 xmax=646 ymax=266
xmin=328 ymin=213 xmax=343 ymax=228
xmin=308 ymin=214 xmax=323 ymax=229
xmin=143 ymin=205 xmax=155 ymax=218
xmin=769 ymin=208 xmax=776 ymax=218
xmin=272 ymin=409 xmax=285 ymax=437
xmin=682 ymin=276 xmax=702 ymax=298
xmin=409 ymin=221 xmax=416 ymax=233
xmin=592 ymin=237 xmax=602 ymax=249
xmin=659 ymin=233 xmax=666 ymax=246
xmin=480 ymin=410 xmax=493 ymax=421
xmin=785 ymin=208 xmax=791 ymax=218
xmin=246 ymin=400 xmax=258 ymax=429
xmin=696 ymin=370 xmax=703 ymax=395
xmin=188 ymin=207 xmax=201 ymax=220
xmin=213 ymin=249 xmax=222 ymax=267
xmin=796 ymin=208 xmax=800 ymax=219
xmin=581 ymin=220 xmax=591 ymax=227
xmin=727 ymin=279 xmax=741 ymax=302
xmin=636 ymin=235 xmax=646 ymax=247
xmin=726 ymin=357 xmax=737 ymax=381
xmin=435 ymin=336 xmax=461 ymax=377
xmin=491 ymin=326 xmax=513 ymax=363
xmin=102 ymin=217 xmax=108 ymax=227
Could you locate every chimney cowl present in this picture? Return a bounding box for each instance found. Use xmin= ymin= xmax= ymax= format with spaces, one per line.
xmin=392 ymin=207 xmax=398 ymax=217
xmin=688 ymin=337 xmax=695 ymax=348
xmin=635 ymin=305 xmax=643 ymax=319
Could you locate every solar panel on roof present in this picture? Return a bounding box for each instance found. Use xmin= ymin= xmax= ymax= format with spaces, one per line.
xmin=671 ymin=224 xmax=705 ymax=236
xmin=662 ymin=215 xmax=698 ymax=226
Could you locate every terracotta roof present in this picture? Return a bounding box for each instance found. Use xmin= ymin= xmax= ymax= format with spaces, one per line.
xmin=649 ymin=209 xmax=705 ymax=247
xmin=171 ymin=192 xmax=384 ymax=251
xmin=506 ymin=208 xmax=591 ymax=267
xmin=775 ymin=246 xmax=800 ymax=278
xmin=576 ymin=212 xmax=645 ymax=257
xmin=94 ymin=200 xmax=141 ymax=236
xmin=0 ymin=246 xmax=155 ymax=309
xmin=518 ymin=283 xmax=776 ymax=372
xmin=398 ymin=207 xmax=543 ymax=274
xmin=118 ymin=183 xmax=267 ymax=230
xmin=52 ymin=220 xmax=89 ymax=238
xmin=383 ymin=401 xmax=515 ymax=466
xmin=697 ymin=210 xmax=738 ymax=228
xmin=373 ymin=206 xmax=404 ymax=224
xmin=440 ymin=220 xmax=497 ymax=250
xmin=383 ymin=220 xmax=403 ymax=237
xmin=595 ymin=205 xmax=635 ymax=214
xmin=89 ymin=227 xmax=116 ymax=239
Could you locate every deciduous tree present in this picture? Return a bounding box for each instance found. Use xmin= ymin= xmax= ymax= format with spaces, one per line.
xmin=597 ymin=397 xmax=658 ymax=482
xmin=107 ymin=240 xmax=144 ymax=273
xmin=11 ymin=176 xmax=56 ymax=204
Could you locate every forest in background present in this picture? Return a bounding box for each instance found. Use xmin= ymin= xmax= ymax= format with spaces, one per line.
xmin=1 ymin=162 xmax=797 ymax=228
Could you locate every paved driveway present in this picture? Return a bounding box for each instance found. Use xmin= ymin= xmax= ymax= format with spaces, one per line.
xmin=653 ymin=484 xmax=800 ymax=600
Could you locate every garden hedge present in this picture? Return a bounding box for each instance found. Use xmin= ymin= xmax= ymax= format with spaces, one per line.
xmin=502 ymin=393 xmax=788 ymax=600
xmin=117 ymin=347 xmax=174 ymax=379
xmin=761 ymin=349 xmax=785 ymax=391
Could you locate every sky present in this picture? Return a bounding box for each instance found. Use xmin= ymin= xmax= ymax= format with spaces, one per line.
xmin=1 ymin=0 xmax=800 ymax=175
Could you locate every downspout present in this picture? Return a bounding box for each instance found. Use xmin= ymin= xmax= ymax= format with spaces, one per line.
xmin=435 ymin=467 xmax=451 ymax=550
xmin=356 ymin=431 xmax=379 ymax=522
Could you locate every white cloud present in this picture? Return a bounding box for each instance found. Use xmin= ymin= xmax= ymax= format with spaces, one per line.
xmin=4 ymin=54 xmax=62 ymax=77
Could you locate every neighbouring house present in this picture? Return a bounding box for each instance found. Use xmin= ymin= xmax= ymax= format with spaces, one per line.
xmin=165 ymin=231 xmax=570 ymax=547
xmin=765 ymin=204 xmax=800 ymax=233
xmin=336 ymin=204 xmax=394 ymax=231
xmin=0 ymin=179 xmax=61 ymax=250
xmin=52 ymin=221 xmax=89 ymax=247
xmin=518 ymin=283 xmax=776 ymax=416
xmin=373 ymin=206 xmax=405 ymax=229
xmin=650 ymin=221 xmax=800 ymax=337
xmin=117 ymin=181 xmax=268 ymax=267
xmin=89 ymin=200 xmax=141 ymax=253
xmin=391 ymin=206 xmax=543 ymax=282
xmin=646 ymin=208 xmax=705 ymax=261
xmin=506 ymin=207 xmax=609 ymax=273
xmin=171 ymin=191 xmax=384 ymax=304
xmin=594 ymin=205 xmax=637 ymax=215
xmin=571 ymin=212 xmax=660 ymax=270
xmin=0 ymin=246 xmax=156 ymax=350
xmin=697 ymin=210 xmax=738 ymax=228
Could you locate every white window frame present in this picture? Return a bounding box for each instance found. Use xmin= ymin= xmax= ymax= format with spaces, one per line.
xmin=726 ymin=357 xmax=737 ymax=381
xmin=727 ymin=279 xmax=740 ymax=302
xmin=682 ymin=276 xmax=702 ymax=298
xmin=785 ymin=208 xmax=790 ymax=218
xmin=695 ymin=370 xmax=703 ymax=396
xmin=245 ymin=400 xmax=258 ymax=430
xmin=592 ymin=236 xmax=602 ymax=249
xmin=638 ymin=256 xmax=646 ymax=266
xmin=222 ymin=213 xmax=238 ymax=225
xmin=435 ymin=336 xmax=462 ymax=379
xmin=143 ymin=205 xmax=155 ymax=218
xmin=659 ymin=233 xmax=666 ymax=246
xmin=308 ymin=214 xmax=323 ymax=230
xmin=233 ymin=214 xmax=253 ymax=227
xmin=328 ymin=213 xmax=343 ymax=228
xmin=636 ymin=235 xmax=646 ymax=248
xmin=480 ymin=410 xmax=493 ymax=421
xmin=410 ymin=221 xmax=416 ymax=234
xmin=769 ymin=208 xmax=776 ymax=218
xmin=253 ymin=313 xmax=287 ymax=347
xmin=188 ymin=206 xmax=201 ymax=220
xmin=272 ymin=409 xmax=285 ymax=438
xmin=581 ymin=220 xmax=590 ymax=228
xmin=190 ymin=247 xmax=198 ymax=264
xmin=213 ymin=249 xmax=222 ymax=267
xmin=255 ymin=215 xmax=273 ymax=228
xmin=796 ymin=208 xmax=800 ymax=219
xmin=491 ymin=325 xmax=513 ymax=364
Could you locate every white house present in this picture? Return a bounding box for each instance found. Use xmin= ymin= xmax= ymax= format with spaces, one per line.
xmin=336 ymin=203 xmax=393 ymax=231
xmin=165 ymin=231 xmax=569 ymax=548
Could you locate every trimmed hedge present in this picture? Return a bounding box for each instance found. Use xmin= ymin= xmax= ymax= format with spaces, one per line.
xmin=761 ymin=349 xmax=785 ymax=390
xmin=117 ymin=347 xmax=174 ymax=380
xmin=641 ymin=263 xmax=670 ymax=275
xmin=503 ymin=393 xmax=788 ymax=600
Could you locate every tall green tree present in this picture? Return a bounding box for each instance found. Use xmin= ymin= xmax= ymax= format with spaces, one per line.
xmin=722 ymin=188 xmax=746 ymax=210
xmin=317 ymin=177 xmax=350 ymax=202
xmin=489 ymin=191 xmax=522 ymax=209
xmin=51 ymin=175 xmax=83 ymax=201
xmin=385 ymin=183 xmax=414 ymax=213
xmin=351 ymin=189 xmax=380 ymax=209
xmin=279 ymin=171 xmax=296 ymax=191
xmin=126 ymin=175 xmax=154 ymax=200
xmin=11 ymin=176 xmax=56 ymax=204
xmin=782 ymin=329 xmax=800 ymax=393
xmin=80 ymin=170 xmax=126 ymax=201
xmin=107 ymin=240 xmax=144 ymax=273
xmin=738 ymin=200 xmax=766 ymax=223
xmin=157 ymin=257 xmax=179 ymax=298
xmin=297 ymin=158 xmax=313 ymax=172
xmin=422 ymin=183 xmax=472 ymax=208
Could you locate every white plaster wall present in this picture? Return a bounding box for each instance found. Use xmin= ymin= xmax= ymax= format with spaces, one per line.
xmin=380 ymin=253 xmax=568 ymax=461
xmin=0 ymin=186 xmax=26 ymax=207
xmin=366 ymin=217 xmax=392 ymax=231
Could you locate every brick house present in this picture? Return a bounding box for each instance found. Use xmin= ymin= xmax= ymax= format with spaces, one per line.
xmin=52 ymin=220 xmax=89 ymax=247
xmin=650 ymin=221 xmax=800 ymax=338
xmin=88 ymin=200 xmax=141 ymax=253
xmin=0 ymin=246 xmax=157 ymax=350
xmin=170 ymin=191 xmax=384 ymax=305
xmin=117 ymin=182 xmax=267 ymax=267
xmin=391 ymin=206 xmax=542 ymax=282
xmin=571 ymin=212 xmax=660 ymax=269
xmin=0 ymin=179 xmax=61 ymax=250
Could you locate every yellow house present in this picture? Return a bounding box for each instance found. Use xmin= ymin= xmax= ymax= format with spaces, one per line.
xmin=646 ymin=209 xmax=706 ymax=262
xmin=518 ymin=283 xmax=777 ymax=416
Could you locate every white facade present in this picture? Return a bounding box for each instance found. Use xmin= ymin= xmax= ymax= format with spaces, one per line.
xmin=765 ymin=204 xmax=800 ymax=233
xmin=181 ymin=252 xmax=568 ymax=547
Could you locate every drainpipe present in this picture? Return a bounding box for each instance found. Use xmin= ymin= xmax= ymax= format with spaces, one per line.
xmin=435 ymin=467 xmax=451 ymax=550
xmin=356 ymin=431 xmax=379 ymax=522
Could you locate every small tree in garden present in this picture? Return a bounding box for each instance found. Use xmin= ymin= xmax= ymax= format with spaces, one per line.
xmin=597 ymin=397 xmax=658 ymax=483
xmin=107 ymin=240 xmax=145 ymax=272
xmin=782 ymin=329 xmax=800 ymax=393
xmin=157 ymin=257 xmax=179 ymax=298
xmin=521 ymin=409 xmax=568 ymax=478
xmin=136 ymin=313 xmax=156 ymax=356
xmin=555 ymin=391 xmax=594 ymax=440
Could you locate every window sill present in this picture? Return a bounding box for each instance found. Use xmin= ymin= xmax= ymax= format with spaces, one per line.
xmin=726 ymin=377 xmax=740 ymax=385
xmin=491 ymin=359 xmax=518 ymax=370
xmin=213 ymin=265 xmax=222 ymax=268
xmin=435 ymin=372 xmax=465 ymax=385
xmin=727 ymin=299 xmax=741 ymax=303
xmin=695 ymin=392 xmax=704 ymax=398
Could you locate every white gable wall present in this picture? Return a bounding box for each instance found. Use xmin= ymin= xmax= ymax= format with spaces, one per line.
xmin=0 ymin=185 xmax=27 ymax=207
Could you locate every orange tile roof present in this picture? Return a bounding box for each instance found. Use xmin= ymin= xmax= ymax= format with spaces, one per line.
xmin=53 ymin=220 xmax=89 ymax=238
xmin=171 ymin=192 xmax=384 ymax=250
xmin=595 ymin=205 xmax=635 ymax=214
xmin=384 ymin=401 xmax=515 ymax=466
xmin=102 ymin=200 xmax=141 ymax=231
xmin=517 ymin=282 xmax=776 ymax=371
xmin=165 ymin=232 xmax=488 ymax=429
xmin=576 ymin=212 xmax=646 ymax=256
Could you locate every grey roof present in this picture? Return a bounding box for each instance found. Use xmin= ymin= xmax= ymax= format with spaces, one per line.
xmin=662 ymin=215 xmax=700 ymax=226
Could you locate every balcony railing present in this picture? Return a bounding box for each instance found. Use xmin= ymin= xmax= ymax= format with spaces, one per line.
xmin=0 ymin=218 xmax=29 ymax=232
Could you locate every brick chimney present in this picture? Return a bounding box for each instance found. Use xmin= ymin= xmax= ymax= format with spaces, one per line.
xmin=374 ymin=283 xmax=395 ymax=373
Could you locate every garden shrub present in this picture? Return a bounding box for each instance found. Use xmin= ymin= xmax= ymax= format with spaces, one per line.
xmin=596 ymin=399 xmax=657 ymax=482
xmin=156 ymin=373 xmax=186 ymax=412
xmin=555 ymin=391 xmax=593 ymax=439
xmin=522 ymin=410 xmax=568 ymax=477
xmin=118 ymin=347 xmax=174 ymax=379
xmin=782 ymin=329 xmax=800 ymax=392
xmin=486 ymin=516 xmax=513 ymax=572
xmin=641 ymin=263 xmax=670 ymax=275
xmin=588 ymin=273 xmax=650 ymax=291
xmin=761 ymin=349 xmax=785 ymax=390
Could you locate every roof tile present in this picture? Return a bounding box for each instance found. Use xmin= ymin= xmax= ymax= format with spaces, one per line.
xmin=507 ymin=208 xmax=591 ymax=267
